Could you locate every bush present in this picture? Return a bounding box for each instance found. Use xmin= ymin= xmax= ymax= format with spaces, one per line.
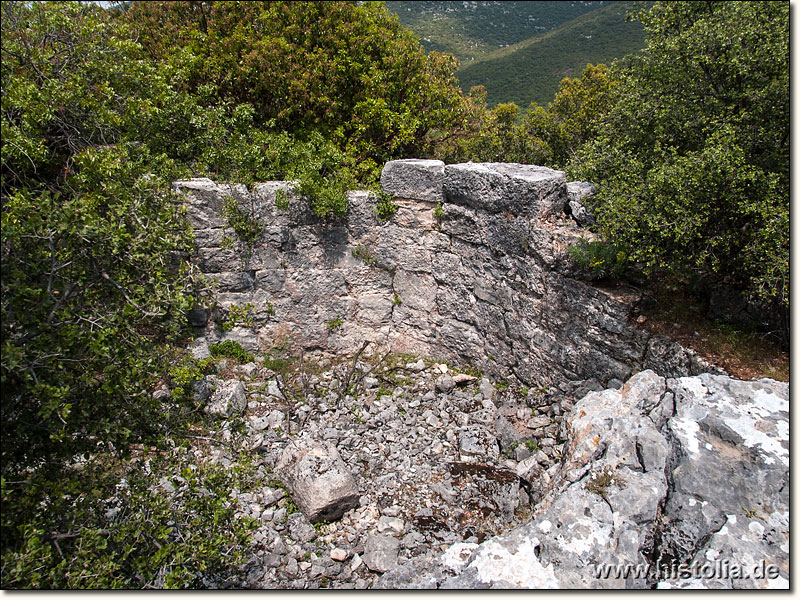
xmin=209 ymin=341 xmax=254 ymax=364
xmin=571 ymin=2 xmax=788 ymax=309
xmin=568 ymin=238 xmax=628 ymax=281
xmin=1 ymin=450 xmax=260 ymax=589
xmin=374 ymin=191 xmax=398 ymax=223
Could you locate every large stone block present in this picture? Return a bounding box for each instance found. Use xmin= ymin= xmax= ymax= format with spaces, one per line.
xmin=381 ymin=159 xmax=445 ymax=203
xmin=443 ymin=162 xmax=567 ymax=218
xmin=276 ymin=436 xmax=360 ymax=523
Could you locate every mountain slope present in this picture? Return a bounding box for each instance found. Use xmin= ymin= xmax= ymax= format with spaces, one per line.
xmin=457 ymin=1 xmax=645 ymax=107
xmin=384 ymin=1 xmax=613 ymax=63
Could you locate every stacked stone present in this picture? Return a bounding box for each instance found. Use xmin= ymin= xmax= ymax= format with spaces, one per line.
xmin=176 ymin=161 xmax=718 ymax=393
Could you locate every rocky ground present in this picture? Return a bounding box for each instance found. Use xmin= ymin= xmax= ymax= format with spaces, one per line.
xmin=174 ymin=337 xmax=613 ymax=589
xmin=154 ymin=337 xmax=787 ymax=589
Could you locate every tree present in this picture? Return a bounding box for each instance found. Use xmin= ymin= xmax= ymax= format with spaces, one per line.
xmin=1 ymin=1 xmax=198 ymax=473
xmin=571 ymin=1 xmax=788 ymax=313
xmin=124 ymin=1 xmax=476 ymax=180
xmin=512 ymin=63 xmax=618 ymax=168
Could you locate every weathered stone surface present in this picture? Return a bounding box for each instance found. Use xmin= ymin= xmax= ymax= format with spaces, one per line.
xmin=435 ymin=374 xmax=455 ymax=393
xmin=181 ymin=164 xmax=725 ymax=394
xmin=377 ymin=371 xmax=788 ymax=589
xmin=276 ymin=436 xmax=360 ymax=523
xmin=380 ymin=159 xmax=445 ymax=203
xmin=205 ymin=379 xmax=246 ymax=417
xmin=364 ymin=534 xmax=401 ymax=573
xmin=189 ymin=337 xmax=211 ymax=360
xmin=443 ymin=162 xmax=567 ymax=218
xmin=457 ymin=426 xmax=499 ymax=463
xmin=566 ymin=181 xmax=597 ymax=228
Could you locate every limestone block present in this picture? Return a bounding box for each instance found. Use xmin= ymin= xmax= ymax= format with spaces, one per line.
xmin=205 ymin=379 xmax=247 ymax=417
xmin=209 ymin=271 xmax=255 ymax=293
xmin=443 ymin=162 xmax=567 ymax=218
xmin=381 ymin=159 xmax=445 ymax=203
xmin=174 ymin=178 xmax=228 ymax=229
xmin=276 ymin=436 xmax=360 ymax=523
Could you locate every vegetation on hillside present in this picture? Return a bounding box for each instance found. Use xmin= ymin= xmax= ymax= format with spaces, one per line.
xmin=571 ymin=1 xmax=789 ymax=320
xmin=456 ymin=1 xmax=645 ymax=107
xmin=0 ymin=0 xmax=788 ymax=588
xmin=385 ymin=0 xmax=614 ymax=63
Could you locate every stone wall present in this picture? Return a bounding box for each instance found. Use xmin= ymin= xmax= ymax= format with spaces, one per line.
xmin=176 ymin=160 xmax=717 ymax=387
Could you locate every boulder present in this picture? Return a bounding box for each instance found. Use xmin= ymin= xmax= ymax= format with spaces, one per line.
xmin=276 ymin=436 xmax=360 ymax=523
xmin=377 ymin=371 xmax=789 ymax=589
xmin=188 ymin=336 xmax=212 ymax=360
xmin=205 ymin=379 xmax=246 ymax=417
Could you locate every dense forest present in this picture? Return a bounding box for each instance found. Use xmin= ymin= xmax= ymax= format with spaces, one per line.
xmin=0 ymin=0 xmax=788 ymax=588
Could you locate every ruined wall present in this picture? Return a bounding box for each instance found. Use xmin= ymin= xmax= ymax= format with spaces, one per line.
xmin=176 ymin=160 xmax=717 ymax=387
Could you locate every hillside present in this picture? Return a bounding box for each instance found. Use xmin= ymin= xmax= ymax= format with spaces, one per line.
xmin=385 ymin=1 xmax=646 ymax=108
xmin=457 ymin=1 xmax=645 ymax=106
xmin=384 ymin=1 xmax=613 ymax=63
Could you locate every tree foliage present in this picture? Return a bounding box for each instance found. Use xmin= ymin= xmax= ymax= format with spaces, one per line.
xmin=1 ymin=1 xmax=200 ymax=472
xmin=445 ymin=63 xmax=616 ymax=168
xmin=125 ymin=0 xmax=473 ymax=180
xmin=571 ymin=1 xmax=789 ymax=310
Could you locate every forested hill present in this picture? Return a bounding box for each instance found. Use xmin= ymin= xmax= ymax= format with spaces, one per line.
xmin=384 ymin=1 xmax=613 ymax=61
xmin=385 ymin=1 xmax=646 ymax=107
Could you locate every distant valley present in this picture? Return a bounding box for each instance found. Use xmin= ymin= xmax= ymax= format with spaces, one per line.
xmin=385 ymin=1 xmax=646 ymax=107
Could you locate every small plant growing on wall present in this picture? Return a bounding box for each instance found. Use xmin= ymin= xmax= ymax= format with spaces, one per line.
xmin=326 ymin=316 xmax=344 ymax=332
xmin=351 ymin=244 xmax=376 ymax=265
xmin=222 ymin=195 xmax=263 ymax=260
xmin=274 ymin=189 xmax=290 ymax=211
xmin=374 ymin=190 xmax=398 ymax=223
xmin=433 ymin=202 xmax=444 ymax=229
xmin=221 ymin=303 xmax=256 ymax=331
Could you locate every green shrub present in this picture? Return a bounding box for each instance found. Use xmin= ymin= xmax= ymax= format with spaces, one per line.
xmin=374 ymin=191 xmax=398 ymax=222
xmin=1 ymin=451 xmax=260 ymax=589
xmin=571 ymin=1 xmax=788 ymax=308
xmin=222 ymin=196 xmax=262 ymax=247
xmin=209 ymin=341 xmax=254 ymax=364
xmin=326 ymin=317 xmax=344 ymax=332
xmin=221 ymin=303 xmax=256 ymax=332
xmin=168 ymin=358 xmax=213 ymax=402
xmin=568 ymin=237 xmax=628 ymax=281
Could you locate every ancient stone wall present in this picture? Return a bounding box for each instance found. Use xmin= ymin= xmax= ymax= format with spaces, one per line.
xmin=176 ymin=160 xmax=717 ymax=387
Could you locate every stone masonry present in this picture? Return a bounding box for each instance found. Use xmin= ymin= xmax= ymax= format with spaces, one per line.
xmin=175 ymin=160 xmax=718 ymax=387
